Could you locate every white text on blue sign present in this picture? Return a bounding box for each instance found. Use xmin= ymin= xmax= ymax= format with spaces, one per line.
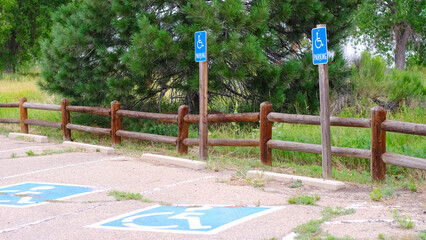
xmin=312 ymin=27 xmax=328 ymax=65
xmin=195 ymin=31 xmax=207 ymax=62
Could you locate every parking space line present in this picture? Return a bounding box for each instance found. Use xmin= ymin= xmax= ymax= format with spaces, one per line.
xmin=1 ymin=156 xmax=128 ymax=180
xmin=0 ymin=202 xmax=111 ymax=234
xmin=0 ymin=147 xmax=41 ymax=153
xmin=141 ymin=176 xmax=215 ymax=195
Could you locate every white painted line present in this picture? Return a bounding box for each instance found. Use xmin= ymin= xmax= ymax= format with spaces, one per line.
xmin=62 ymin=141 xmax=115 ymax=154
xmin=0 ymin=202 xmax=110 ymax=234
xmin=247 ymin=170 xmax=345 ymax=191
xmin=0 ymin=146 xmax=39 ymax=153
xmin=141 ymin=176 xmax=215 ymax=195
xmin=1 ymin=156 xmax=128 ymax=180
xmin=324 ymin=219 xmax=425 ymax=225
xmin=141 ymin=153 xmax=206 ymax=170
xmin=282 ymin=232 xmax=298 ymax=240
xmin=8 ymin=133 xmax=48 ymax=143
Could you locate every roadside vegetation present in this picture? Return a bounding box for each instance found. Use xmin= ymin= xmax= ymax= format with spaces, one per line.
xmin=0 ymin=52 xmax=425 ymax=188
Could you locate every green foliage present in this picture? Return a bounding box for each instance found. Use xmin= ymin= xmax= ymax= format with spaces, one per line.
xmin=288 ymin=195 xmax=320 ymax=205
xmin=294 ymin=219 xmax=322 ymax=239
xmin=26 ymin=150 xmax=35 ymax=156
xmin=321 ymin=207 xmax=355 ymax=221
xmin=0 ymin=0 xmax=70 ymax=73
xmin=41 ymin=0 xmax=359 ymax=113
xmin=355 ymin=0 xmax=425 ymax=69
xmin=289 ymin=180 xmax=303 ymax=188
xmin=391 ymin=209 xmax=414 ymax=229
xmin=108 ymin=190 xmax=152 ymax=202
xmin=369 ymin=188 xmax=384 ymax=201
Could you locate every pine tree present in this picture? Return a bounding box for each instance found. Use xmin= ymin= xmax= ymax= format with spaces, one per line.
xmin=41 ymin=0 xmax=359 ymax=113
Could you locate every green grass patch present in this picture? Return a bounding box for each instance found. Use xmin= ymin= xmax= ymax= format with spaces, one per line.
xmin=391 ymin=209 xmax=414 ymax=229
xmin=288 ymin=195 xmax=320 ymax=205
xmin=108 ymin=190 xmax=152 ymax=203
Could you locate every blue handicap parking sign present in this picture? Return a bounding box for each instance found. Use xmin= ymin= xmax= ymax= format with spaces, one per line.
xmin=195 ymin=31 xmax=207 ymax=62
xmin=0 ymin=182 xmax=94 ymax=207
xmin=90 ymin=205 xmax=283 ymax=234
xmin=312 ymin=27 xmax=328 ymax=65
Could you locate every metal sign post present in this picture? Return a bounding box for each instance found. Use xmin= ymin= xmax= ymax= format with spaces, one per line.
xmin=312 ymin=24 xmax=331 ymax=179
xmin=195 ymin=31 xmax=208 ymax=160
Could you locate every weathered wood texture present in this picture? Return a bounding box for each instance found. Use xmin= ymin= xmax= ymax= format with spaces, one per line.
xmin=66 ymin=123 xmax=111 ymax=135
xmin=0 ymin=118 xmax=20 ymax=124
xmin=116 ymin=110 xmax=177 ymax=123
xmin=19 ymin=97 xmax=28 ymax=133
xmin=381 ymin=120 xmax=426 ymax=136
xmin=24 ymin=119 xmax=61 ymax=129
xmin=267 ymin=113 xmax=371 ymax=128
xmin=116 ymin=130 xmax=177 ymax=145
xmin=23 ymin=102 xmax=61 ymax=111
xmin=267 ymin=140 xmax=371 ymax=159
xmin=183 ymin=138 xmax=259 ymax=147
xmin=184 ymin=113 xmax=260 ymax=124
xmin=61 ymin=98 xmax=72 ymax=141
xmin=111 ymin=101 xmax=121 ymax=144
xmin=260 ymin=102 xmax=273 ymax=165
xmin=67 ymin=106 xmax=111 ymax=116
xmin=177 ymin=105 xmax=189 ymax=154
xmin=318 ymin=60 xmax=332 ymax=179
xmin=199 ymin=60 xmax=208 ymax=160
xmin=0 ymin=102 xmax=19 ymax=107
xmin=382 ymin=152 xmax=426 ymax=170
xmin=371 ymin=106 xmax=387 ymax=181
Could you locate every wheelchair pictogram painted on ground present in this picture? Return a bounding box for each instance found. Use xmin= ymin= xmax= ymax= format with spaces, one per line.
xmin=0 ymin=182 xmax=94 ymax=207
xmin=90 ymin=205 xmax=283 ymax=234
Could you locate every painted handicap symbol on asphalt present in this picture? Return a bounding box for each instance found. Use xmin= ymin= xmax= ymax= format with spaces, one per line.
xmin=90 ymin=205 xmax=283 ymax=234
xmin=0 ymin=182 xmax=94 ymax=207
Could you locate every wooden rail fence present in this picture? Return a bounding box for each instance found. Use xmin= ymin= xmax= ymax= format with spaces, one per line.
xmin=1 ymin=97 xmax=425 ymax=181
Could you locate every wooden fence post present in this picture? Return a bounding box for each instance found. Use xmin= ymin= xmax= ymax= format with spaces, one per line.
xmin=19 ymin=97 xmax=28 ymax=133
xmin=61 ymin=98 xmax=72 ymax=141
xmin=371 ymin=106 xmax=386 ymax=181
xmin=177 ymin=105 xmax=189 ymax=154
xmin=111 ymin=100 xmax=121 ymax=145
xmin=260 ymin=102 xmax=273 ymax=165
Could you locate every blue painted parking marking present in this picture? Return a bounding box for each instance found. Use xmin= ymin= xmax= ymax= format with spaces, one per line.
xmin=0 ymin=182 xmax=94 ymax=207
xmin=89 ymin=205 xmax=284 ymax=234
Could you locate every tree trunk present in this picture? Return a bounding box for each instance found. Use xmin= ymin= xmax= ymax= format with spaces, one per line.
xmin=394 ymin=21 xmax=412 ymax=70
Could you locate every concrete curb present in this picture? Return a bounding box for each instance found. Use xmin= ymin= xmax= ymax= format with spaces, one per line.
xmin=8 ymin=133 xmax=48 ymax=143
xmin=141 ymin=153 xmax=206 ymax=170
xmin=62 ymin=141 xmax=115 ymax=154
xmin=247 ymin=170 xmax=345 ymax=191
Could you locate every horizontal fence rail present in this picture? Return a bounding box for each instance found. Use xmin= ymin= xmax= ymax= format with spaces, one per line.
xmin=1 ymin=98 xmax=425 ymax=181
xmin=116 ymin=110 xmax=177 ymax=123
xmin=66 ymin=106 xmax=111 ymax=116
xmin=0 ymin=102 xmax=19 ymax=107
xmin=268 ymin=112 xmax=371 ymax=128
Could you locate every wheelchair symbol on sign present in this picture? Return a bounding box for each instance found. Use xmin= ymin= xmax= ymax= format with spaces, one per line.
xmin=314 ymin=31 xmax=324 ymax=49
xmin=122 ymin=207 xmax=212 ymax=230
xmin=0 ymin=186 xmax=54 ymax=204
xmin=197 ymin=34 xmax=204 ymax=49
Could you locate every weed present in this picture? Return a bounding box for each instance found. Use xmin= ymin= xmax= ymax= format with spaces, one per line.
xmin=289 ymin=180 xmax=303 ymax=188
xmin=409 ymin=180 xmax=417 ymax=192
xmin=323 ymin=234 xmax=355 ymax=240
xmin=26 ymin=150 xmax=35 ymax=156
xmin=288 ymin=195 xmax=320 ymax=205
xmin=321 ymin=207 xmax=355 ymax=221
xmin=378 ymin=233 xmax=386 ymax=240
xmin=10 ymin=153 xmax=16 ymax=158
xmin=108 ymin=191 xmax=152 ymax=203
xmin=369 ymin=188 xmax=383 ymax=201
xmin=420 ymin=231 xmax=426 ymax=240
xmin=294 ymin=219 xmax=322 ymax=238
xmin=391 ymin=209 xmax=414 ymax=229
